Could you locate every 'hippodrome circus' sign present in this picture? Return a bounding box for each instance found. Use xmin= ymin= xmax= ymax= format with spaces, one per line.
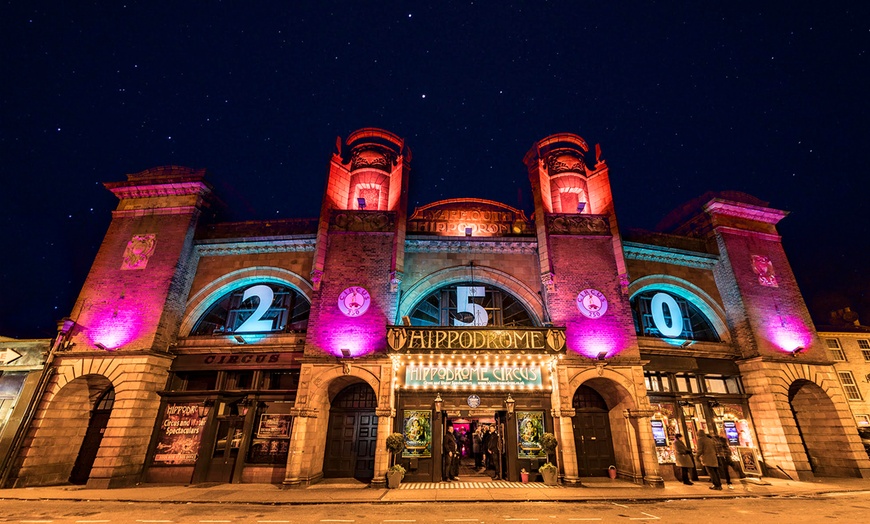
xmin=387 ymin=327 xmax=566 ymax=353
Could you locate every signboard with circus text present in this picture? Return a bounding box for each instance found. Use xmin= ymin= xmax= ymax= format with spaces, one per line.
xmin=153 ymin=402 xmax=209 ymax=465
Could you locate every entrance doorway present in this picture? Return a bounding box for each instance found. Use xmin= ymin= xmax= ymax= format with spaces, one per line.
xmin=572 ymin=385 xmax=616 ymax=477
xmin=205 ymin=400 xmax=246 ymax=483
xmin=323 ymin=383 xmax=378 ymax=480
xmin=788 ymin=379 xmax=857 ymax=477
xmin=69 ymin=387 xmax=114 ymax=485
xmin=447 ymin=415 xmax=500 ymax=480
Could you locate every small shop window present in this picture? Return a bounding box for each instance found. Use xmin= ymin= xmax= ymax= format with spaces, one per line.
xmin=264 ymin=370 xmax=300 ymax=391
xmin=675 ymin=373 xmax=698 ymax=393
xmin=171 ymin=371 xmax=218 ymax=391
xmin=644 ymin=372 xmax=670 ymax=392
xmin=704 ymin=375 xmax=741 ymax=394
xmin=247 ymin=401 xmax=293 ymax=464
xmin=225 ymin=371 xmax=254 ymax=390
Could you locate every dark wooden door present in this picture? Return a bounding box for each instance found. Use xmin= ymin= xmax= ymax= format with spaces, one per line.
xmin=323 ymin=384 xmax=378 ymax=480
xmin=70 ymin=388 xmax=114 ymax=485
xmin=572 ymin=385 xmax=616 ymax=477
xmin=206 ymin=417 xmax=244 ymax=483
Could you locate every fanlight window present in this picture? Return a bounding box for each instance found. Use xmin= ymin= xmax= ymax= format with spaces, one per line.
xmin=191 ymin=284 xmax=310 ymax=335
xmin=407 ymin=284 xmax=535 ymax=327
xmin=631 ymin=290 xmax=719 ymax=342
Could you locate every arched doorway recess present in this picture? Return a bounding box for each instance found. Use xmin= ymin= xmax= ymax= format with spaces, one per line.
xmin=323 ymin=383 xmax=378 ymax=480
xmin=788 ymin=379 xmax=856 ymax=477
xmin=70 ymin=386 xmax=115 ymax=484
xmin=572 ymin=385 xmax=616 ymax=477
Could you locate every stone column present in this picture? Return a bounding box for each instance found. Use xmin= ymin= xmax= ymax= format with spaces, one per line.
xmin=554 ymin=408 xmax=580 ymax=485
xmin=624 ymin=409 xmax=664 ymax=488
xmin=283 ymin=407 xmax=317 ymax=487
xmin=371 ymin=408 xmax=395 ymax=489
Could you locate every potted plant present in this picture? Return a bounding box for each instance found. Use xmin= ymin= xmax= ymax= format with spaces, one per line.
xmin=539 ymin=432 xmax=559 ymax=485
xmin=386 ymin=432 xmax=405 ymax=488
xmin=520 ymin=468 xmax=530 ymax=483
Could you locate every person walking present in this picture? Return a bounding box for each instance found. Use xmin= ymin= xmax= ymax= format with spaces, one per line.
xmin=695 ymin=430 xmax=722 ymax=490
xmin=487 ymin=425 xmax=502 ymax=480
xmin=673 ymin=433 xmax=694 ymax=485
xmin=472 ymin=428 xmax=483 ymax=469
xmin=714 ymin=429 xmax=736 ymax=489
xmin=442 ymin=425 xmax=459 ymax=481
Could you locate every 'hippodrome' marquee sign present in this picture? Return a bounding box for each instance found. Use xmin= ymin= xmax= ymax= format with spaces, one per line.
xmin=386 ymin=327 xmax=566 ymax=352
xmin=404 ymin=364 xmax=543 ymax=388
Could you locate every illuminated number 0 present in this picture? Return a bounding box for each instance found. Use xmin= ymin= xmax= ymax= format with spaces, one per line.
xmin=236 ymin=285 xmax=274 ymax=332
xmin=454 ymin=286 xmax=488 ymax=326
xmin=651 ymin=292 xmax=683 ymax=338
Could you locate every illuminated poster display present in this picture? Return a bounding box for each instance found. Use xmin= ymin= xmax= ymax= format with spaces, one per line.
xmin=153 ymin=402 xmax=209 ymax=465
xmin=651 ymin=419 xmax=667 ymax=447
xmin=249 ymin=414 xmax=292 ymax=464
xmin=723 ymin=420 xmax=739 ymax=445
xmin=402 ymin=410 xmax=432 ymax=458
xmin=516 ymin=411 xmax=546 ymax=459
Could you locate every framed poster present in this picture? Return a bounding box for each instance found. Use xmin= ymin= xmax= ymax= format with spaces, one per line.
xmin=737 ymin=446 xmax=762 ymax=476
xmin=516 ymin=411 xmax=546 ymax=459
xmin=402 ymin=410 xmax=432 ymax=458
xmin=153 ymin=402 xmax=209 ymax=465
xmin=257 ymin=414 xmax=292 ymax=438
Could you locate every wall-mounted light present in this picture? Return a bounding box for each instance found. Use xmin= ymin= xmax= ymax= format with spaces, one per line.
xmin=577 ymin=202 xmax=587 ymax=212
xmin=596 ymin=351 xmax=608 ymax=361
xmin=505 ymin=393 xmax=516 ymax=417
xmin=233 ymin=335 xmax=247 ymax=344
xmin=708 ymin=400 xmax=725 ymax=418
xmin=238 ymin=398 xmax=253 ymax=417
xmin=94 ymin=342 xmax=107 ymax=350
xmin=791 ymin=346 xmax=805 ymax=357
xmin=197 ymin=399 xmax=214 ymax=418
xmin=340 ymin=348 xmax=352 ymax=358
xmin=678 ymin=400 xmax=696 ymax=418
xmin=680 ymin=340 xmax=694 ymax=348
xmin=434 ymin=392 xmax=443 ymax=414
xmin=357 ymin=197 xmax=366 ymax=209
xmin=465 ymin=227 xmax=473 ymax=237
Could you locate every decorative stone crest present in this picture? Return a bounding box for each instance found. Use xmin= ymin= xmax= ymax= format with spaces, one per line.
xmin=545 ymin=151 xmax=586 ymax=175
xmin=751 ymin=255 xmax=778 ymax=287
xmin=350 ymin=146 xmax=394 ymax=172
xmin=121 ymin=234 xmax=156 ymax=270
xmin=547 ymin=214 xmax=609 ymax=235
xmin=389 ymin=270 xmax=403 ymax=293
xmin=330 ymin=210 xmax=395 ymax=232
xmin=310 ymin=269 xmax=324 ymax=291
xmin=541 ymin=272 xmax=556 ymax=293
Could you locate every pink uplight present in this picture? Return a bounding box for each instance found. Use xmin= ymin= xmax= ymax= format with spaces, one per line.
xmin=763 ymin=314 xmax=813 ymax=355
xmin=88 ymin=308 xmax=143 ymax=350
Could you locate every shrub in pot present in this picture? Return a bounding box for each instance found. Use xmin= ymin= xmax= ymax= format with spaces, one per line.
xmin=386 ymin=432 xmax=405 ymax=488
xmin=539 ymin=461 xmax=558 ymax=485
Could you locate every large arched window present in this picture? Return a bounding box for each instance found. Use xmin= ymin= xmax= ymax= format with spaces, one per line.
xmin=630 ymin=290 xmax=719 ymax=342
xmin=407 ymin=283 xmax=536 ymax=327
xmin=191 ymin=283 xmax=310 ymax=335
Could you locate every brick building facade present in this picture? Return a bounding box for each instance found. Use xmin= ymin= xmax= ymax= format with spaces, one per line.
xmin=4 ymin=128 xmax=868 ymax=489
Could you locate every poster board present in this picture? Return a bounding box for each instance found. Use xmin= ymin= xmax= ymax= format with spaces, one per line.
xmin=402 ymin=410 xmax=432 ymax=458
xmin=153 ymin=402 xmax=209 ymax=465
xmin=516 ymin=411 xmax=546 ymax=459
xmin=737 ymin=446 xmax=762 ymax=476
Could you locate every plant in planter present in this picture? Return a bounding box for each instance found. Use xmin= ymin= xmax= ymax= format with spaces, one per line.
xmin=386 ymin=432 xmax=405 ymax=488
xmin=539 ymin=432 xmax=559 ymax=485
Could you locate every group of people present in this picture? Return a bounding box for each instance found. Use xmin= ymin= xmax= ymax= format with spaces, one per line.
xmin=442 ymin=424 xmax=503 ymax=482
xmin=673 ymin=429 xmax=740 ymax=490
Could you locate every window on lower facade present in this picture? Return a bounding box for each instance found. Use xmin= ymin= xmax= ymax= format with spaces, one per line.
xmin=247 ymin=401 xmax=293 ymax=464
xmin=858 ymin=339 xmax=870 ymax=361
xmin=826 ymin=338 xmax=847 ymax=361
xmin=704 ymin=375 xmax=741 ymax=394
xmin=644 ymin=372 xmax=670 ymax=393
xmin=838 ymin=371 xmax=862 ymax=401
xmin=675 ymin=373 xmax=699 ymax=393
xmin=171 ymin=371 xmax=219 ymax=391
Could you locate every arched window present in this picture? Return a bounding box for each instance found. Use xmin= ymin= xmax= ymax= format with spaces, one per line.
xmin=630 ymin=290 xmax=719 ymax=342
xmin=191 ymin=283 xmax=310 ymax=335
xmin=407 ymin=283 xmax=536 ymax=327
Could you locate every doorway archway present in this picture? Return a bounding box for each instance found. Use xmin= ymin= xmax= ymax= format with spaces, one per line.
xmin=323 ymin=383 xmax=378 ymax=480
xmin=69 ymin=387 xmax=115 ymax=484
xmin=572 ymin=385 xmax=616 ymax=477
xmin=788 ymin=379 xmax=856 ymax=477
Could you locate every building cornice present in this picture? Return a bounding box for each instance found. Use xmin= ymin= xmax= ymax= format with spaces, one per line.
xmin=405 ymin=237 xmax=538 ymax=254
xmin=704 ymin=199 xmax=788 ymax=225
xmin=195 ymin=238 xmax=317 ymax=257
xmin=623 ymin=242 xmax=718 ymax=269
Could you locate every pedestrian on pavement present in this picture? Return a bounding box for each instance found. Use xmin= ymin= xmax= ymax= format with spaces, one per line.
xmin=487 ymin=425 xmax=502 ymax=480
xmin=714 ymin=429 xmax=736 ymax=489
xmin=472 ymin=428 xmax=483 ymax=469
xmin=442 ymin=425 xmax=459 ymax=481
xmin=673 ymin=433 xmax=694 ymax=485
xmin=695 ymin=430 xmax=722 ymax=490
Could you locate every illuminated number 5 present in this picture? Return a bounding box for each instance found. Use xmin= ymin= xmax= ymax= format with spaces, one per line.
xmin=454 ymin=286 xmax=488 ymax=326
xmin=236 ymin=285 xmax=274 ymax=332
xmin=651 ymin=292 xmax=683 ymax=338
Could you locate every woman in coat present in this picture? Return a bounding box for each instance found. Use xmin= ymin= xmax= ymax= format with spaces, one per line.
xmin=696 ymin=430 xmax=723 ymax=490
xmin=673 ymin=434 xmax=695 ymax=485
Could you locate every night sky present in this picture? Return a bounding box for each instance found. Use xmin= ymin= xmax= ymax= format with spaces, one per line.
xmin=1 ymin=3 xmax=868 ymax=339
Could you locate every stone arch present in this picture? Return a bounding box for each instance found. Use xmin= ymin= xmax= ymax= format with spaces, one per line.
xmin=566 ymin=368 xmax=642 ymax=480
xmin=179 ymin=267 xmax=313 ymax=336
xmin=300 ymin=365 xmax=387 ymax=480
xmin=628 ymin=275 xmax=731 ymax=343
xmin=761 ymin=363 xmax=865 ymax=478
xmin=399 ymin=265 xmax=545 ymax=325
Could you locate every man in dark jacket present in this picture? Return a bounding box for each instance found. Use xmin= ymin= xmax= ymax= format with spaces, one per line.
xmin=442 ymin=425 xmax=459 ymax=481
xmin=696 ymin=430 xmax=722 ymax=490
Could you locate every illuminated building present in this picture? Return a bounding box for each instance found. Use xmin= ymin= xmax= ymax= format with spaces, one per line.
xmin=3 ymin=129 xmax=868 ymax=488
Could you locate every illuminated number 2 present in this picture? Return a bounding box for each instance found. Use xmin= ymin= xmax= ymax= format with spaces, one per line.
xmin=454 ymin=286 xmax=488 ymax=326
xmin=236 ymin=285 xmax=275 ymax=332
xmin=651 ymin=292 xmax=683 ymax=338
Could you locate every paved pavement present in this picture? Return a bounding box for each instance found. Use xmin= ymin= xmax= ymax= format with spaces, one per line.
xmin=1 ymin=476 xmax=869 ymax=505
